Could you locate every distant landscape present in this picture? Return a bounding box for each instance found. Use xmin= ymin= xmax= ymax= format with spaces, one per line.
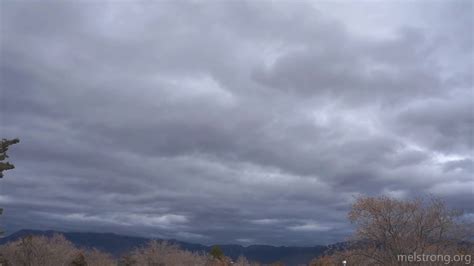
xmin=0 ymin=196 xmax=472 ymax=265
xmin=0 ymin=229 xmax=329 ymax=265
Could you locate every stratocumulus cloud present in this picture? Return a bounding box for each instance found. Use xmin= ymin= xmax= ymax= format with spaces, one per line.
xmin=0 ymin=0 xmax=472 ymax=245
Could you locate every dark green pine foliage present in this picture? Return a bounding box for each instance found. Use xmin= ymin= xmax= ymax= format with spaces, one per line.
xmin=70 ymin=252 xmax=87 ymax=266
xmin=209 ymin=245 xmax=225 ymax=260
xmin=0 ymin=138 xmax=19 ymax=235
xmin=0 ymin=138 xmax=19 ymax=178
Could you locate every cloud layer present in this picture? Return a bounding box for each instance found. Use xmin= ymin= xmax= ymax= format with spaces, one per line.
xmin=0 ymin=0 xmax=472 ymax=245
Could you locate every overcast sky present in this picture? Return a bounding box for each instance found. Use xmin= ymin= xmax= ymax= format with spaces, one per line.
xmin=0 ymin=0 xmax=472 ymax=246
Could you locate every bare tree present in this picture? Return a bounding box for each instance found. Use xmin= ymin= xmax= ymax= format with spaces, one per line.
xmin=309 ymin=254 xmax=335 ymax=266
xmin=0 ymin=234 xmax=116 ymax=266
xmin=83 ymin=248 xmax=116 ymax=266
xmin=234 ymin=255 xmax=260 ymax=266
xmin=0 ymin=234 xmax=78 ymax=266
xmin=125 ymin=240 xmax=210 ymax=266
xmin=312 ymin=196 xmax=473 ymax=265
xmin=348 ymin=196 xmax=472 ymax=264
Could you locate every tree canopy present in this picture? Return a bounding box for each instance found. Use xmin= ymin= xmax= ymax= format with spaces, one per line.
xmin=0 ymin=138 xmax=19 ymax=178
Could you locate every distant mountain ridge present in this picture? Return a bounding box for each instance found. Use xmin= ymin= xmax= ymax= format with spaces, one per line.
xmin=0 ymin=229 xmax=330 ymax=265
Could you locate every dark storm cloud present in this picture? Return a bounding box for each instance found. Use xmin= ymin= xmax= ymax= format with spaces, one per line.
xmin=0 ymin=0 xmax=472 ymax=245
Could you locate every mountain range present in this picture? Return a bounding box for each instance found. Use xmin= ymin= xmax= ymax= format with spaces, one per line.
xmin=0 ymin=229 xmax=335 ymax=265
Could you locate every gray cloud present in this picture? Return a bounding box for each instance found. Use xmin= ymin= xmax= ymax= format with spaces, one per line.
xmin=0 ymin=0 xmax=472 ymax=246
